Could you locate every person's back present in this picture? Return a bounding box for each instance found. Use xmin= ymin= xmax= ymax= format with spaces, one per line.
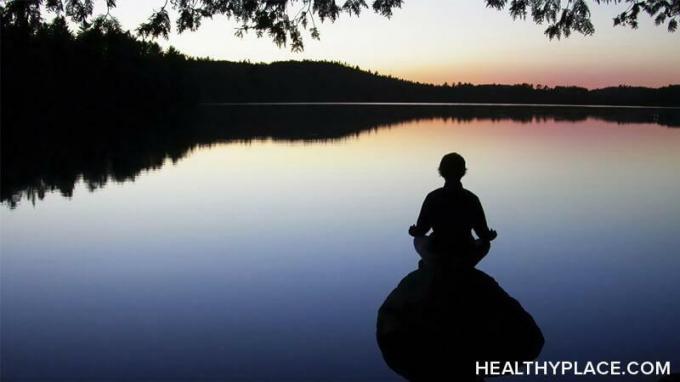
xmin=409 ymin=153 xmax=497 ymax=266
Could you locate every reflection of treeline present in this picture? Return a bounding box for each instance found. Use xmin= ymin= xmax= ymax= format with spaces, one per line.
xmin=3 ymin=17 xmax=680 ymax=114
xmin=2 ymin=104 xmax=679 ymax=207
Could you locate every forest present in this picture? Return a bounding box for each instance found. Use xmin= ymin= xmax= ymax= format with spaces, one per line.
xmin=3 ymin=16 xmax=679 ymax=127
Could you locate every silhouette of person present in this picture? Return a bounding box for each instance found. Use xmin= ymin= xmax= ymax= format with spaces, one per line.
xmin=409 ymin=153 xmax=497 ymax=267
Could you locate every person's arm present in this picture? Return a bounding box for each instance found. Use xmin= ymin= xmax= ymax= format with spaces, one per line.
xmin=472 ymin=195 xmax=497 ymax=242
xmin=409 ymin=194 xmax=432 ymax=237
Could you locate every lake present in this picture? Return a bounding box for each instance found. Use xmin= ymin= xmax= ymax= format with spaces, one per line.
xmin=2 ymin=104 xmax=680 ymax=381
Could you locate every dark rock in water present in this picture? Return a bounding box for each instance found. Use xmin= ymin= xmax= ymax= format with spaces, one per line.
xmin=376 ymin=263 xmax=544 ymax=381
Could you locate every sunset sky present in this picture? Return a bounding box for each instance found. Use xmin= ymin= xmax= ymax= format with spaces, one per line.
xmin=99 ymin=0 xmax=678 ymax=88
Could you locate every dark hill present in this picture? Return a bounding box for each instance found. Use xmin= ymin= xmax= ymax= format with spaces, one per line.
xmin=190 ymin=60 xmax=680 ymax=107
xmin=3 ymin=17 xmax=679 ymax=110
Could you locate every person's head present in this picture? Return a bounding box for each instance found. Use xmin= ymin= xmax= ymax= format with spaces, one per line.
xmin=438 ymin=152 xmax=466 ymax=180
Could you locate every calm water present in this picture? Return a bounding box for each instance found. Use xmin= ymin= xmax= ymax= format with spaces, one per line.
xmin=2 ymin=105 xmax=680 ymax=381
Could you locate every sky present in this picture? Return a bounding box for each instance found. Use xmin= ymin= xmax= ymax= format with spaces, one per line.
xmin=89 ymin=0 xmax=679 ymax=88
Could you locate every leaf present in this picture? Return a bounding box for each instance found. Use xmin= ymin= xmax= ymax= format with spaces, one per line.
xmin=46 ymin=0 xmax=64 ymax=13
xmin=136 ymin=9 xmax=171 ymax=39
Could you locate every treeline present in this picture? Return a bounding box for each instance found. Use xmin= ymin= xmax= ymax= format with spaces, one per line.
xmin=1 ymin=16 xmax=189 ymax=124
xmin=2 ymin=16 xmax=680 ymax=115
xmin=191 ymin=60 xmax=680 ymax=107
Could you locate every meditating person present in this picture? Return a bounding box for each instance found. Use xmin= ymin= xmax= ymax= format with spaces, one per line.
xmin=409 ymin=152 xmax=497 ymax=267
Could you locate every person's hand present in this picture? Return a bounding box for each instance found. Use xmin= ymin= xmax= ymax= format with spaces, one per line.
xmin=488 ymin=229 xmax=498 ymax=241
xmin=408 ymin=225 xmax=419 ymax=237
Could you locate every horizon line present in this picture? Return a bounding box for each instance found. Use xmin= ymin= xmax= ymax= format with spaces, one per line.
xmin=201 ymin=102 xmax=680 ymax=110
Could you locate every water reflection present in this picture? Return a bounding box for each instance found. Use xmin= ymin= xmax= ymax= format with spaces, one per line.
xmin=2 ymin=104 xmax=679 ymax=207
xmin=2 ymin=108 xmax=680 ymax=381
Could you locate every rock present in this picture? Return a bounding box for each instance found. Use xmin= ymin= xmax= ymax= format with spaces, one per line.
xmin=376 ymin=264 xmax=544 ymax=381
